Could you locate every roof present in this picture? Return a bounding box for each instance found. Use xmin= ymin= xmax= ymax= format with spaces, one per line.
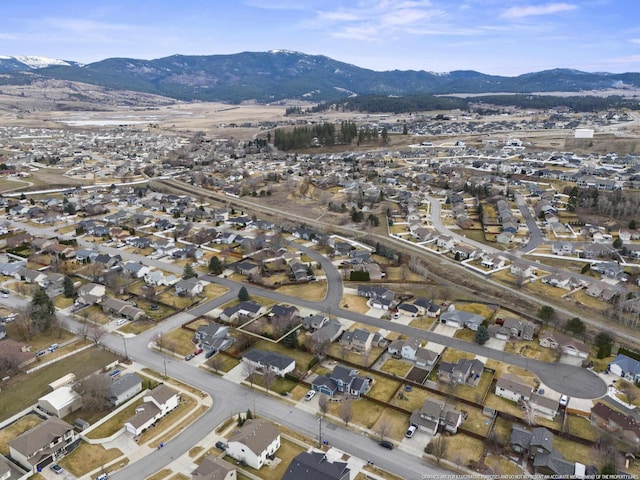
xmin=109 ymin=372 xmax=142 ymax=397
xmin=282 ymin=451 xmax=350 ymax=480
xmin=39 ymin=386 xmax=81 ymax=410
xmin=8 ymin=417 xmax=73 ymax=459
xmin=147 ymin=384 xmax=179 ymax=405
xmin=191 ymin=455 xmax=236 ymax=480
xmin=610 ymin=354 xmax=640 ymax=376
xmin=243 ymin=349 xmax=295 ymax=371
xmin=228 ymin=419 xmax=280 ymax=456
xmin=126 ymin=401 xmax=161 ymax=429
xmin=496 ymin=376 xmax=533 ymax=397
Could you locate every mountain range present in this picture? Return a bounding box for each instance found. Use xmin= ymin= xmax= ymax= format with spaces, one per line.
xmin=1 ymin=51 xmax=639 ymax=104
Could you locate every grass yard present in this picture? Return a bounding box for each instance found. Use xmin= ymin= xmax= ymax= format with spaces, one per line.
xmin=161 ymin=328 xmax=196 ymax=356
xmin=59 ymin=443 xmax=124 ymax=477
xmin=439 ymin=348 xmax=476 ymax=364
xmin=525 ymin=280 xmax=569 ymax=300
xmin=168 ymin=474 xmax=189 ymax=480
xmin=389 ymin=386 xmax=431 ymax=412
xmin=54 ymin=295 xmax=75 ymax=309
xmin=460 ymin=405 xmax=492 ymax=437
xmin=441 ymin=434 xmax=485 ymax=466
xmin=203 ymin=283 xmax=230 ymax=300
xmin=145 ymin=404 xmax=208 ymax=448
xmin=566 ymin=415 xmax=600 ymax=442
xmin=535 ymin=414 xmax=563 ymax=431
xmin=379 ymin=358 xmax=413 ymax=378
xmin=453 ymin=328 xmax=476 ymax=342
xmin=491 ymin=416 xmax=513 ymax=446
xmin=77 ymin=305 xmax=111 ymax=325
xmin=484 ymin=393 xmax=524 ymax=419
xmin=158 ymin=291 xmax=195 ymax=309
xmin=571 ymin=290 xmax=609 ymax=312
xmin=327 ymin=398 xmax=385 ymax=429
xmin=408 ymin=316 xmax=437 ymax=331
xmin=456 ymin=303 xmax=496 ymax=319
xmin=118 ymin=319 xmax=158 ymax=335
xmin=86 ymin=399 xmax=143 ymax=439
xmin=0 ymin=347 xmax=118 ymax=421
xmin=205 ymin=354 xmax=240 ymax=373
xmin=241 ymin=438 xmax=306 ymax=480
xmin=372 ymin=409 xmax=410 ymax=441
xmin=275 ymin=281 xmax=328 ymax=301
xmin=484 ymin=454 xmax=523 ymax=476
xmin=340 ymin=294 xmax=370 ymax=313
xmin=553 ymin=436 xmax=593 ymax=465
xmin=146 ymin=468 xmax=172 ymax=480
xmin=0 ymin=413 xmax=44 ymax=455
xmin=484 ymin=359 xmax=538 ymax=386
xmin=289 ymin=384 xmax=310 ymax=401
xmin=503 ymin=341 xmax=558 ymax=363
xmin=326 ymin=343 xmax=381 ymax=368
xmin=366 ymin=372 xmax=403 ymax=403
xmin=454 ymin=372 xmax=493 ymax=404
xmin=250 ymin=373 xmax=299 ymax=395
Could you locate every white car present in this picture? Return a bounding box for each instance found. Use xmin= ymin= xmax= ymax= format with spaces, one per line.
xmin=405 ymin=425 xmax=417 ymax=438
xmin=559 ymin=395 xmax=569 ymax=406
xmin=304 ymin=390 xmax=316 ymax=401
xmin=116 ymin=318 xmax=127 ymax=326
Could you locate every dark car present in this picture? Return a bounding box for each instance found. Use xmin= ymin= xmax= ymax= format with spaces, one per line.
xmin=379 ymin=440 xmax=394 ymax=450
xmin=215 ymin=441 xmax=227 ymax=450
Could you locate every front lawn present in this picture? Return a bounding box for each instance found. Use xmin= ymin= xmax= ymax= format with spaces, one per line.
xmin=441 ymin=433 xmax=485 ymax=466
xmin=59 ymin=443 xmax=124 ymax=477
xmin=504 ymin=341 xmax=558 ymax=363
xmin=161 ymin=328 xmax=196 ymax=356
xmin=484 ymin=454 xmax=523 ymax=476
xmin=327 ymin=398 xmax=385 ymax=429
xmin=275 ymin=281 xmax=328 ymax=301
xmin=372 ymin=409 xmax=410 ymax=441
xmin=454 ymin=372 xmax=494 ymax=404
xmin=439 ymin=348 xmax=476 ymax=364
xmin=340 ymin=294 xmax=370 ymax=313
xmin=251 ymin=339 xmax=316 ymax=372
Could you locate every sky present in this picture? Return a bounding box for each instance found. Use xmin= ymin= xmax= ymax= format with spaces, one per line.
xmin=1 ymin=0 xmax=639 ymax=76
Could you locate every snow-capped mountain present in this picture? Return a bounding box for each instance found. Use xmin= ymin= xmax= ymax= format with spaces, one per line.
xmin=0 ymin=55 xmax=76 ymax=73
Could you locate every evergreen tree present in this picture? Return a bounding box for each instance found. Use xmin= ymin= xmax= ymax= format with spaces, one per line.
xmin=29 ymin=286 xmax=55 ymax=333
xmin=475 ymin=326 xmax=489 ymax=345
xmin=565 ymin=317 xmax=586 ymax=337
xmin=182 ymin=263 xmax=197 ymax=279
xmin=208 ymin=256 xmax=223 ymax=275
xmin=238 ymin=286 xmax=250 ymax=302
xmin=63 ymin=276 xmax=75 ymax=298
xmin=246 ymin=408 xmax=253 ymax=420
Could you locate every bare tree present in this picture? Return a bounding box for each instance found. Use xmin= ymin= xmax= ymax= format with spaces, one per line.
xmin=339 ymin=399 xmax=353 ymax=426
xmin=89 ymin=322 xmax=106 ymax=345
xmin=318 ymin=394 xmax=329 ymax=417
xmin=428 ymin=435 xmax=447 ymax=464
xmin=74 ymin=373 xmax=110 ymax=412
xmin=375 ymin=415 xmax=392 ymax=441
xmin=208 ymin=354 xmax=224 ymax=373
xmin=13 ymin=309 xmax=32 ymax=342
xmin=54 ymin=315 xmax=67 ymax=339
xmin=622 ymin=381 xmax=638 ymax=404
xmin=0 ymin=348 xmax=22 ymax=376
xmin=242 ymin=361 xmax=258 ymax=388
xmin=521 ymin=400 xmax=537 ymax=426
xmin=142 ymin=285 xmax=157 ymax=304
xmin=155 ymin=332 xmax=168 ymax=353
xmin=263 ymin=369 xmax=277 ymax=393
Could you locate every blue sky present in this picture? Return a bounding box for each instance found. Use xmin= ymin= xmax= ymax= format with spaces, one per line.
xmin=1 ymin=0 xmax=638 ymax=76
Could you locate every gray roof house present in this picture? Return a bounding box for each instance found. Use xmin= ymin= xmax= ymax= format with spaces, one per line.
xmin=108 ymin=372 xmax=143 ymax=406
xmin=439 ymin=307 xmax=485 ymax=330
xmin=194 ymin=322 xmax=234 ymax=354
xmin=312 ymin=365 xmax=370 ymax=398
xmin=191 ymin=455 xmax=236 ymax=480
xmin=409 ymin=399 xmax=463 ymax=435
xmin=281 ymin=451 xmax=350 ymax=480
xmin=242 ymin=349 xmax=296 ymax=377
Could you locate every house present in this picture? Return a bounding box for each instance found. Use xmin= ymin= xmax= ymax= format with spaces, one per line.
xmin=490 ymin=317 xmax=536 ymax=341
xmin=123 ymin=262 xmax=151 ymax=279
xmin=495 ymin=375 xmax=533 ymax=402
xmin=124 ymin=384 xmax=180 ymax=435
xmin=302 ymin=314 xmax=328 ymax=331
xmin=439 ymin=306 xmax=484 ymax=330
xmin=397 ymin=303 xmax=419 ymax=317
xmin=194 ymin=322 xmax=234 ymax=354
xmin=144 ymin=270 xmax=177 ymax=286
xmin=0 ymin=456 xmax=12 ymax=480
xmin=8 ymin=417 xmax=80 ymax=473
xmin=585 ymin=280 xmax=620 ymax=302
xmin=102 ymin=297 xmax=146 ymax=321
xmin=281 ymin=451 xmax=350 ymax=480
xmin=220 ymin=300 xmax=264 ymax=323
xmin=269 ymin=304 xmax=299 ymax=321
xmin=357 ymin=285 xmax=395 ymax=310
xmin=311 ymin=319 xmax=344 ymax=346
xmin=175 ymin=278 xmax=204 ymax=297
xmin=191 ymin=455 xmax=236 ymax=480
xmin=226 ymin=419 xmax=280 ymax=470
xmin=538 ymin=330 xmax=589 ymax=359
xmin=509 ymin=425 xmax=578 ymax=476
xmin=434 ymin=234 xmax=455 ymax=250
xmin=552 ymin=241 xmax=575 ymax=256
xmin=591 ymin=402 xmax=640 ymax=444
xmin=609 ymin=354 xmax=640 ymax=383
xmin=339 ymin=328 xmax=374 ymax=354
xmin=312 ymin=365 xmax=370 ymax=397
xmin=233 ymin=260 xmax=260 ymax=276
xmin=37 ymin=386 xmax=82 ymax=418
xmin=437 ymin=358 xmax=484 ymax=386
xmin=530 ymin=393 xmax=559 ymax=418
xmin=591 ymin=261 xmax=627 ymax=281
xmin=242 ymin=349 xmax=295 ymax=377
xmin=108 ymin=372 xmax=143 ymax=406
xmin=77 ymin=282 xmax=105 ymax=298
xmin=481 ymin=253 xmax=507 ymax=269
xmin=387 ymin=337 xmax=422 ymax=361
xmin=510 ymin=261 xmax=533 ymax=278
xmin=409 ymin=399 xmax=463 ymax=435
xmin=541 ymin=273 xmax=572 ymax=289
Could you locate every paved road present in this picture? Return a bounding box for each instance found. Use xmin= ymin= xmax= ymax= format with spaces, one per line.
xmin=515 ymin=192 xmax=543 ymax=252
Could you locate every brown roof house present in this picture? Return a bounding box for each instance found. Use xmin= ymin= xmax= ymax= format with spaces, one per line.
xmin=191 ymin=455 xmax=236 ymax=480
xmin=124 ymin=384 xmax=180 ymax=435
xmin=538 ymin=330 xmax=589 ymax=359
xmin=225 ymin=419 xmax=281 ymax=470
xmin=409 ymin=399 xmax=464 ymax=435
xmin=591 ymin=402 xmax=640 ymax=444
xmin=8 ymin=417 xmax=79 ymax=473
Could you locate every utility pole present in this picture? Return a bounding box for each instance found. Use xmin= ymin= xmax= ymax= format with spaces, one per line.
xmin=317 ymin=417 xmax=322 ymax=449
xmin=122 ymin=336 xmax=129 ymax=361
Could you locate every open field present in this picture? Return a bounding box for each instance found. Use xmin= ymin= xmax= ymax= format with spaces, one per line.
xmin=275 ymin=281 xmax=327 ymax=301
xmin=0 ymin=347 xmax=118 ymax=421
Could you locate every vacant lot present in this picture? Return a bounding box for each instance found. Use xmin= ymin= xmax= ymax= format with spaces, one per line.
xmin=0 ymin=347 xmax=118 ymax=421
xmin=275 ymin=281 xmax=327 ymax=301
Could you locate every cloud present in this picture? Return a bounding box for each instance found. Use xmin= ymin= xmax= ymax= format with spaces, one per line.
xmin=501 ymin=3 xmax=577 ymax=20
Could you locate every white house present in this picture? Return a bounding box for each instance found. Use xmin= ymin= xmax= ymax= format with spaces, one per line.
xmin=226 ymin=419 xmax=281 ymax=470
xmin=609 ymin=354 xmax=640 ymax=383
xmin=108 ymin=372 xmax=143 ymax=406
xmin=242 ymin=349 xmax=295 ymax=377
xmin=124 ymin=384 xmax=180 ymax=435
xmin=495 ymin=376 xmax=532 ymax=403
xmin=175 ymin=278 xmax=204 ymax=297
xmin=37 ymin=387 xmax=83 ymax=418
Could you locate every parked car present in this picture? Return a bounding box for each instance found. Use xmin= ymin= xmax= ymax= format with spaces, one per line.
xmin=405 ymin=425 xmax=417 ymax=438
xmin=150 ymin=304 xmax=159 ymax=310
xmin=379 ymin=440 xmax=394 ymax=450
xmin=116 ymin=318 xmax=127 ymax=326
xmin=559 ymin=395 xmax=569 ymax=406
xmin=194 ymin=348 xmax=203 ymax=355
xmin=96 ymin=474 xmax=109 ymax=480
xmin=48 ymin=343 xmax=59 ymax=352
xmin=304 ymin=390 xmax=316 ymax=401
xmin=36 ymin=350 xmax=47 ymax=357
xmin=184 ymin=353 xmax=195 ymax=361
xmin=50 ymin=464 xmax=64 ymax=474
xmin=215 ymin=441 xmax=227 ymax=450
